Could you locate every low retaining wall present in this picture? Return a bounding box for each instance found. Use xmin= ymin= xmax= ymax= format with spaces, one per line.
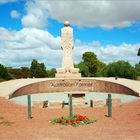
xmin=9 ymin=79 xmax=139 ymax=99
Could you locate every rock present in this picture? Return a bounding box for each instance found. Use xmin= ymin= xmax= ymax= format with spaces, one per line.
xmin=49 ymin=100 xmax=65 ymax=108
xmin=33 ymin=100 xmax=48 ymax=108
xmin=33 ymin=101 xmax=45 ymax=108
xmin=90 ymin=99 xmax=105 ymax=108
xmin=43 ymin=100 xmax=48 ymax=108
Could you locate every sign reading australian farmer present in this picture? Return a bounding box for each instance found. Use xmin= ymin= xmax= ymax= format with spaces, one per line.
xmin=50 ymin=82 xmax=93 ymax=88
xmin=10 ymin=79 xmax=138 ymax=98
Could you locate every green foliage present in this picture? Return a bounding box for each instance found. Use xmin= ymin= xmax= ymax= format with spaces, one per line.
xmin=21 ymin=67 xmax=30 ymax=78
xmin=82 ymin=52 xmax=106 ymax=76
xmin=82 ymin=52 xmax=98 ymax=76
xmin=50 ymin=114 xmax=97 ymax=127
xmin=8 ymin=67 xmax=30 ymax=79
xmin=75 ymin=62 xmax=89 ymax=77
xmin=97 ymin=61 xmax=106 ymax=71
xmin=46 ymin=68 xmax=56 ymax=78
xmin=135 ymin=64 xmax=140 ymax=76
xmin=95 ymin=61 xmax=106 ymax=77
xmin=78 ymin=52 xmax=106 ymax=77
xmin=95 ymin=66 xmax=108 ymax=77
xmin=0 ymin=51 xmax=139 ymax=80
xmin=30 ymin=59 xmax=48 ymax=78
xmin=100 ymin=61 xmax=137 ymax=79
xmin=0 ymin=64 xmax=13 ymax=80
xmin=0 ymin=121 xmax=14 ymax=126
xmin=0 ymin=117 xmax=14 ymax=126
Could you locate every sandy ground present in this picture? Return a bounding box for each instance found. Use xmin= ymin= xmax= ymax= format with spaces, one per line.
xmin=0 ymin=98 xmax=140 ymax=140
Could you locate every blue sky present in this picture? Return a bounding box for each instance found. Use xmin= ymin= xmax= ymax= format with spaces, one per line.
xmin=0 ymin=0 xmax=140 ymax=68
xmin=48 ymin=18 xmax=140 ymax=45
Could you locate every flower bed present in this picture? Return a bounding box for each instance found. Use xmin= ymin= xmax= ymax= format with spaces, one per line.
xmin=50 ymin=114 xmax=97 ymax=127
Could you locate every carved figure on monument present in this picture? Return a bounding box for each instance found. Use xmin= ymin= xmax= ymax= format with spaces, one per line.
xmin=55 ymin=21 xmax=81 ymax=78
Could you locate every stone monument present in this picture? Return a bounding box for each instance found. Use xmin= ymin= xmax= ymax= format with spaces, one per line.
xmin=55 ymin=21 xmax=81 ymax=78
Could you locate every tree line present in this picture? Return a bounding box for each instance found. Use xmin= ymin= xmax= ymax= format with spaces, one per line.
xmin=0 ymin=51 xmax=140 ymax=82
xmin=75 ymin=52 xmax=140 ymax=79
xmin=0 ymin=59 xmax=56 ymax=82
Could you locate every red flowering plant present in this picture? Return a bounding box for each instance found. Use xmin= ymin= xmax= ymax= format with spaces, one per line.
xmin=50 ymin=114 xmax=97 ymax=127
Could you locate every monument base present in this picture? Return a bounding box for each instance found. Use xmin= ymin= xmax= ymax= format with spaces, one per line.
xmin=55 ymin=73 xmax=81 ymax=78
xmin=55 ymin=67 xmax=81 ymax=78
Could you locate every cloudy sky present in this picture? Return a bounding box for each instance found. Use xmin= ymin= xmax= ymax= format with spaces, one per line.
xmin=0 ymin=0 xmax=140 ymax=69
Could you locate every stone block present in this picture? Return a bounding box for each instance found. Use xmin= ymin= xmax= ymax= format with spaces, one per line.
xmin=49 ymin=100 xmax=64 ymax=108
xmin=90 ymin=99 xmax=105 ymax=108
xmin=73 ymin=102 xmax=85 ymax=108
xmin=55 ymin=73 xmax=81 ymax=78
xmin=72 ymin=96 xmax=85 ymax=108
xmin=106 ymin=98 xmax=121 ymax=107
xmin=73 ymin=104 xmax=85 ymax=107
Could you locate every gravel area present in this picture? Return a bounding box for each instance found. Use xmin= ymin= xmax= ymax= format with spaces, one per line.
xmin=0 ymin=97 xmax=140 ymax=140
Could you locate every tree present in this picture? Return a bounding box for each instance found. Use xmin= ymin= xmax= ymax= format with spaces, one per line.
xmin=102 ymin=61 xmax=137 ymax=79
xmin=39 ymin=63 xmax=48 ymax=77
xmin=21 ymin=67 xmax=30 ymax=78
xmin=82 ymin=52 xmax=106 ymax=76
xmin=95 ymin=61 xmax=106 ymax=77
xmin=135 ymin=64 xmax=140 ymax=76
xmin=0 ymin=64 xmax=12 ymax=80
xmin=30 ymin=59 xmax=38 ymax=78
xmin=47 ymin=68 xmax=56 ymax=78
xmin=30 ymin=59 xmax=47 ymax=78
xmin=8 ymin=67 xmax=30 ymax=79
xmin=8 ymin=68 xmax=22 ymax=79
xmin=75 ymin=62 xmax=89 ymax=77
xmin=82 ymin=52 xmax=99 ymax=76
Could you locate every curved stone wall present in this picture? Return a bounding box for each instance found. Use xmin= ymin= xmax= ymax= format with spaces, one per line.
xmin=9 ymin=79 xmax=139 ymax=99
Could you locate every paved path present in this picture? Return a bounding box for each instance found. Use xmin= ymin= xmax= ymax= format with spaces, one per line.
xmin=0 ymin=78 xmax=140 ymax=98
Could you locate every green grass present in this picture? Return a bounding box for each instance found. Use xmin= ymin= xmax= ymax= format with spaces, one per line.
xmin=0 ymin=116 xmax=14 ymax=126
xmin=0 ymin=121 xmax=14 ymax=126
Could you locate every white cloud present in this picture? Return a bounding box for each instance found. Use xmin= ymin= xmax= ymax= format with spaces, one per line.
xmin=10 ymin=10 xmax=20 ymax=19
xmin=22 ymin=0 xmax=50 ymax=29
xmin=22 ymin=0 xmax=140 ymax=29
xmin=0 ymin=0 xmax=17 ymax=4
xmin=48 ymin=0 xmax=140 ymax=29
xmin=0 ymin=26 xmax=139 ymax=69
xmin=0 ymin=27 xmax=61 ymax=68
xmin=74 ymin=41 xmax=140 ymax=66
